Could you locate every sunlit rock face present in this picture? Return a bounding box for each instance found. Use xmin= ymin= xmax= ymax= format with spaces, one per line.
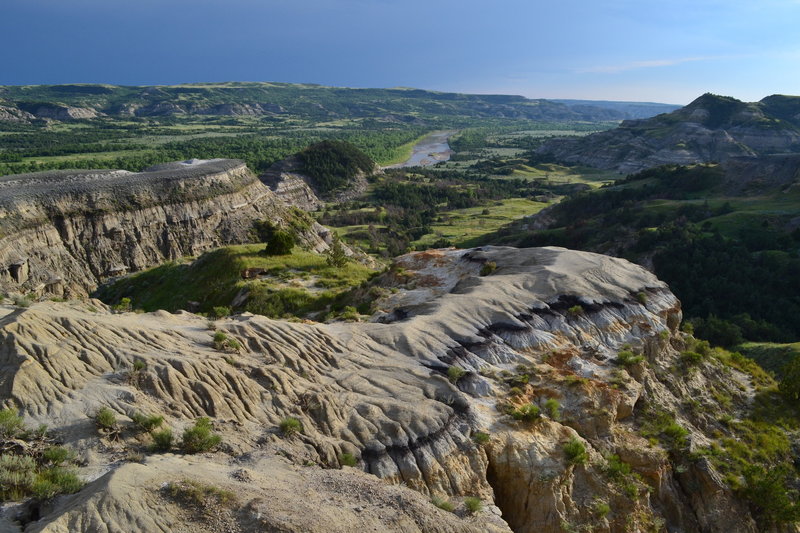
xmin=0 ymin=246 xmax=760 ymax=532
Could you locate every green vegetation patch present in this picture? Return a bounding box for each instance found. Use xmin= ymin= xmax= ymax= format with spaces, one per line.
xmin=95 ymin=245 xmax=376 ymax=320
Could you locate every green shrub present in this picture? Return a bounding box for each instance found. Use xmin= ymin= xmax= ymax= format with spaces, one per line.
xmin=131 ymin=412 xmax=164 ymax=432
xmin=681 ymin=350 xmax=704 ymax=365
xmin=211 ymin=306 xmax=231 ymax=319
xmin=42 ymin=446 xmax=73 ymax=466
xmin=264 ymin=230 xmax=295 ymax=256
xmin=0 ymin=408 xmax=24 ymax=438
xmin=447 ymin=366 xmax=466 ymax=383
xmin=151 ymin=428 xmax=174 ymax=452
xmin=564 ymin=437 xmax=588 ymax=465
xmin=34 ymin=467 xmax=82 ymax=499
xmin=511 ymin=403 xmax=541 ymax=422
xmin=473 ymin=431 xmax=491 ymax=445
xmin=603 ymin=454 xmax=632 ymax=480
xmin=594 ymin=500 xmax=611 ymax=518
xmin=212 ymin=331 xmax=241 ymax=352
xmin=279 ymin=417 xmax=302 ymax=436
xmin=338 ymin=453 xmax=357 ymax=467
xmin=567 ymin=305 xmax=583 ymax=316
xmin=114 ymin=297 xmax=132 ymax=312
xmin=13 ymin=296 xmax=31 ymax=308
xmin=616 ymin=350 xmax=644 ymax=367
xmin=94 ymin=407 xmax=117 ymax=431
xmin=480 ymin=261 xmax=497 ymax=276
xmin=165 ymin=479 xmax=237 ymax=509
xmin=431 ymin=495 xmax=455 ymax=512
xmin=464 ymin=496 xmax=482 ymax=514
xmin=544 ymin=398 xmax=560 ymax=420
xmin=181 ymin=418 xmax=222 ymax=454
xmin=326 ymin=238 xmax=349 ymax=268
xmin=636 ymin=292 xmax=648 ymax=304
xmin=663 ymin=422 xmax=689 ymax=448
xmin=0 ymin=454 xmax=36 ymax=500
xmin=132 ymin=360 xmax=147 ymax=372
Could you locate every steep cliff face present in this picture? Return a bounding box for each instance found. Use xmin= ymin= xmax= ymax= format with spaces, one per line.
xmin=0 ymin=246 xmax=774 ymax=532
xmin=0 ymin=159 xmax=333 ymax=297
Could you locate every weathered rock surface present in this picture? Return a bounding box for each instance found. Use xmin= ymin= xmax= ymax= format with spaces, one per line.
xmin=0 ymin=246 xmax=767 ymax=531
xmin=0 ymin=159 xmax=334 ymax=298
xmin=259 ymin=155 xmax=370 ymax=204
xmin=540 ymin=93 xmax=800 ymax=173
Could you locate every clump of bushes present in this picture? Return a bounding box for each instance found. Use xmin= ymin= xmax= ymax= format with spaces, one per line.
xmin=0 ymin=408 xmax=83 ymax=502
xmin=212 ymin=331 xmax=241 ymax=352
xmin=563 ymin=437 xmax=588 ymax=465
xmin=181 ymin=418 xmax=222 ymax=454
xmin=511 ymin=403 xmax=541 ymax=422
xmin=616 ymin=350 xmax=644 ymax=367
xmin=165 ymin=479 xmax=237 ymax=510
xmin=130 ymin=412 xmax=164 ymax=433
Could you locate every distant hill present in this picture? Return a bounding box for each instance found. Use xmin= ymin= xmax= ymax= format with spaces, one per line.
xmin=0 ymin=82 xmax=673 ymax=123
xmin=552 ymin=99 xmax=680 ymax=119
xmin=540 ymin=93 xmax=800 ymax=173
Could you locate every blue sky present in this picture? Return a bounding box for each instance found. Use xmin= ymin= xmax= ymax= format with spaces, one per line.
xmin=1 ymin=0 xmax=798 ymax=104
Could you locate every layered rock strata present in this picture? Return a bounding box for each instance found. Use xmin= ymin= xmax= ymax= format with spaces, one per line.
xmin=0 ymin=159 xmax=333 ymax=297
xmin=0 ymin=246 xmax=764 ymax=532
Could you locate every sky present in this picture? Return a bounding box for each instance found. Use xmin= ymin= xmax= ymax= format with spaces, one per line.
xmin=1 ymin=0 xmax=798 ymax=104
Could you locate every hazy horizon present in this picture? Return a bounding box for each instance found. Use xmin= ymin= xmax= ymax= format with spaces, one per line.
xmin=2 ymin=0 xmax=798 ymax=105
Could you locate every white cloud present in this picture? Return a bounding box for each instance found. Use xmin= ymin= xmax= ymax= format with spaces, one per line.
xmin=576 ymin=56 xmax=714 ymax=74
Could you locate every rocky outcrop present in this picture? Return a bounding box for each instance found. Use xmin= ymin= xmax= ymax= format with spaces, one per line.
xmin=260 ymin=155 xmax=370 ymax=204
xmin=0 ymin=105 xmax=34 ymax=123
xmin=23 ymin=104 xmax=101 ymax=121
xmin=0 ymin=159 xmax=333 ymax=297
xmin=0 ymin=246 xmax=772 ymax=531
xmin=540 ymin=93 xmax=800 ymax=173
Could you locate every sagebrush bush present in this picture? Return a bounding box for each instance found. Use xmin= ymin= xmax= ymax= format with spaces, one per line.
xmin=616 ymin=350 xmax=644 ymax=367
xmin=279 ymin=417 xmax=302 ymax=436
xmin=94 ymin=407 xmax=117 ymax=431
xmin=0 ymin=408 xmax=24 ymax=438
xmin=480 ymin=261 xmax=497 ymax=276
xmin=511 ymin=403 xmax=541 ymax=422
xmin=464 ymin=496 xmax=482 ymax=514
xmin=544 ymin=398 xmax=560 ymax=420
xmin=151 ymin=428 xmax=174 ymax=452
xmin=447 ymin=366 xmax=465 ymax=383
xmin=564 ymin=437 xmax=588 ymax=465
xmin=181 ymin=418 xmax=222 ymax=454
xmin=131 ymin=412 xmax=164 ymax=432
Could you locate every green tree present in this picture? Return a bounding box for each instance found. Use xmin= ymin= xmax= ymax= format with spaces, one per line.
xmin=264 ymin=230 xmax=295 ymax=256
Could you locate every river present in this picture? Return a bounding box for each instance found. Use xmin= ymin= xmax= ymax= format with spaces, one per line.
xmin=384 ymin=130 xmax=455 ymax=168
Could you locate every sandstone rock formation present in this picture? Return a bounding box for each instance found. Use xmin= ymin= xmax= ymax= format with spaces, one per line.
xmin=0 ymin=159 xmax=334 ymax=298
xmin=0 ymin=246 xmax=769 ymax=531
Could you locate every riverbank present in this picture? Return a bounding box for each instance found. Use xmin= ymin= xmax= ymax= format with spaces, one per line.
xmin=383 ymin=130 xmax=455 ymax=168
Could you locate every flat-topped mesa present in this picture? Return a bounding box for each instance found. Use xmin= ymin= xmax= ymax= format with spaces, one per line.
xmin=0 ymin=159 xmax=333 ymax=297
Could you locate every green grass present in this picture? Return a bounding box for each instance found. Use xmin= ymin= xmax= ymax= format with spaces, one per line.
xmin=95 ymin=245 xmax=376 ymax=318
xmin=737 ymin=342 xmax=800 ymax=375
xmin=414 ymin=197 xmax=548 ymax=248
xmin=378 ymin=131 xmax=435 ymax=166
